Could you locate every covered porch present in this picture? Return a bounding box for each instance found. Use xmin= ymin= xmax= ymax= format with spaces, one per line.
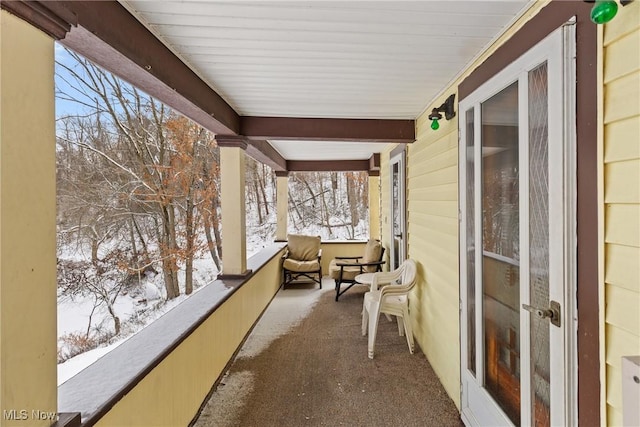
xmin=1 ymin=0 xmax=632 ymax=426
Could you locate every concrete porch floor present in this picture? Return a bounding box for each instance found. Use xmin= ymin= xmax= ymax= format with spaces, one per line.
xmin=193 ymin=277 xmax=462 ymax=427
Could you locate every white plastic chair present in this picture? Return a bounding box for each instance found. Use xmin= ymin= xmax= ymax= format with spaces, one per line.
xmin=361 ymin=259 xmax=417 ymax=359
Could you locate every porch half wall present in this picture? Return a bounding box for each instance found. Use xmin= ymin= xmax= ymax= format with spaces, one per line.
xmin=87 ymin=247 xmax=285 ymax=426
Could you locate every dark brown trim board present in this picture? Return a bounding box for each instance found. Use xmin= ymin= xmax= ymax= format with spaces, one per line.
xmin=287 ymin=160 xmax=370 ymax=172
xmin=0 ymin=1 xmax=74 ymax=39
xmin=246 ymin=141 xmax=287 ymax=172
xmin=241 ymin=117 xmax=415 ymax=143
xmin=458 ymin=0 xmax=599 ymax=423
xmin=215 ymin=135 xmax=249 ymax=150
xmin=52 ymin=413 xmax=81 ymax=427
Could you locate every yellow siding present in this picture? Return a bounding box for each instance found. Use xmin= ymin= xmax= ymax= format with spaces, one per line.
xmin=406 ymin=105 xmax=461 ymax=408
xmin=605 ymin=244 xmax=640 ymax=291
xmin=602 ymin=3 xmax=640 ymax=425
xmin=605 ymin=205 xmax=640 ymax=247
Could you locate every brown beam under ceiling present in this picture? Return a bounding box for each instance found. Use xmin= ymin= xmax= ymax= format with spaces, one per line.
xmin=241 ymin=117 xmax=415 ymax=143
xmin=1 ymin=1 xmax=240 ymax=136
xmin=245 ymin=141 xmax=287 ymax=172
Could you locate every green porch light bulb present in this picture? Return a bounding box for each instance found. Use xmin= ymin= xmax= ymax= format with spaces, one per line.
xmin=591 ymin=0 xmax=618 ymax=24
xmin=430 ymin=119 xmax=440 ymax=130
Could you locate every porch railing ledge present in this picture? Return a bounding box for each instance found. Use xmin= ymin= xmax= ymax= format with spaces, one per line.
xmin=58 ymin=242 xmax=287 ymax=427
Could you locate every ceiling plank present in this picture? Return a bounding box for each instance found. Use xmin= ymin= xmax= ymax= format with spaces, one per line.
xmin=242 ymin=117 xmax=415 ymax=143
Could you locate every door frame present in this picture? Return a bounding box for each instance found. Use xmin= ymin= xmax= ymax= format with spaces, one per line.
xmin=389 ymin=145 xmax=407 ymax=271
xmin=458 ymin=21 xmax=579 ymax=427
xmin=457 ymin=2 xmax=598 ymax=423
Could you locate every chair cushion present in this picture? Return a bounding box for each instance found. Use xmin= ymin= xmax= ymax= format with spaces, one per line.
xmin=329 ymin=259 xmax=362 ymax=281
xmin=363 ymin=239 xmax=382 ymax=262
xmin=283 ymin=258 xmax=320 ymax=273
xmin=362 ymin=239 xmax=382 ymax=273
xmin=287 ymin=234 xmax=321 ymax=261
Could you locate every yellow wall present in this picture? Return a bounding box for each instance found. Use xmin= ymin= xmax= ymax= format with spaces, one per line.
xmin=601 ymin=3 xmax=640 ymax=425
xmin=95 ymin=248 xmax=285 ymax=426
xmin=0 ymin=11 xmax=57 ymax=426
xmin=407 ymin=103 xmax=461 ymax=407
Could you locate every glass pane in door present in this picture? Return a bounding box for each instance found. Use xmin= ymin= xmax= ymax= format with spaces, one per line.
xmin=481 ymin=82 xmax=520 ymax=426
xmin=528 ymin=62 xmax=551 ymax=427
xmin=466 ymin=108 xmax=476 ymax=376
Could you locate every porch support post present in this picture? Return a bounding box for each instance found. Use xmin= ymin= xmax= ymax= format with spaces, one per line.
xmin=217 ymin=137 xmax=251 ymax=278
xmin=0 ymin=11 xmax=57 ymax=425
xmin=368 ymin=175 xmax=381 ymax=240
xmin=275 ymin=172 xmax=289 ymax=241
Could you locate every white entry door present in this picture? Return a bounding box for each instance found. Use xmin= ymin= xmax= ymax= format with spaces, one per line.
xmin=390 ymin=150 xmax=406 ymax=270
xmin=459 ymin=25 xmax=576 ymax=427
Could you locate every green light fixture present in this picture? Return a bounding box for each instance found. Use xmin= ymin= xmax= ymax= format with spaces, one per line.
xmin=428 ymin=94 xmax=456 ymax=131
xmin=590 ymin=0 xmax=618 ymax=24
xmin=429 ymin=110 xmax=441 ymax=130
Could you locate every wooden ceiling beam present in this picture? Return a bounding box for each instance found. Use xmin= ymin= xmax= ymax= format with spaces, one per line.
xmin=241 ymin=116 xmax=415 ymax=143
xmin=245 ymin=140 xmax=287 ymax=172
xmin=287 ymin=160 xmax=370 ymax=172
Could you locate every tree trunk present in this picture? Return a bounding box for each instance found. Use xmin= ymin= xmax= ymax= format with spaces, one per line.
xmin=203 ymin=213 xmax=221 ymax=270
xmin=167 ymin=204 xmax=180 ymax=297
xmin=105 ymin=300 xmax=121 ymax=336
xmin=346 ymin=174 xmax=359 ymax=238
xmin=131 ymin=215 xmax=150 ymax=263
xmin=319 ymin=183 xmax=333 ymax=237
xmin=185 ymin=194 xmax=194 ymax=295
xmin=260 ymin=163 xmax=270 ymax=216
xmin=129 ymin=216 xmax=138 ymax=264
xmin=254 ymin=178 xmax=263 ymax=224
xmin=161 ymin=205 xmax=180 ymax=299
xmin=211 ymin=195 xmax=223 ymax=259
xmin=91 ymin=237 xmax=99 ymax=265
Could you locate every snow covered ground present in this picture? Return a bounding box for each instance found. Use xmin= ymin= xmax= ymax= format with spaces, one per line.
xmin=57 ymin=245 xmax=219 ymax=385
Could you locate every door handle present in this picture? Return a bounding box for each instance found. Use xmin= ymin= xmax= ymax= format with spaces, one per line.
xmin=394 ymin=233 xmax=402 ymax=238
xmin=522 ymin=300 xmax=561 ymax=327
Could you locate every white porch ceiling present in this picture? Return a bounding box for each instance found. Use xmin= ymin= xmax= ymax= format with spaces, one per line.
xmin=121 ymin=0 xmax=531 ymax=161
xmin=270 ymin=140 xmax=384 ymax=161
